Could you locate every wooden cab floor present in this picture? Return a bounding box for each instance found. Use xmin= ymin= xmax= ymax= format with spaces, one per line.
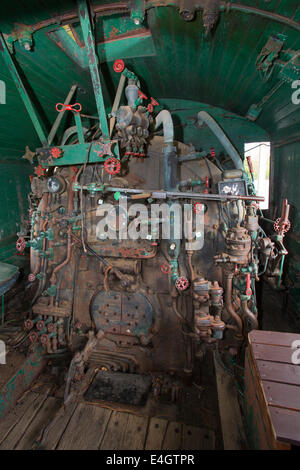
xmin=0 ymin=388 xmax=216 ymax=450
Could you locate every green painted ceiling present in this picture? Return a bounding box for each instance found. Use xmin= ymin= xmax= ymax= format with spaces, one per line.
xmin=0 ymin=0 xmax=299 ymax=160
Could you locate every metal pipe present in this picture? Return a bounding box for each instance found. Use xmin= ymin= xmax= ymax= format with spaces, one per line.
xmin=154 ymin=110 xmax=177 ymax=191
xmin=78 ymin=0 xmax=109 ymax=138
xmin=50 ymin=225 xmax=72 ymax=285
xmin=154 ymin=110 xmax=174 ymax=144
xmin=197 ymin=111 xmax=244 ymax=172
xmin=224 ymin=273 xmax=243 ymax=338
xmin=241 ymin=299 xmax=258 ymax=330
xmin=105 ymin=186 xmax=265 ymax=202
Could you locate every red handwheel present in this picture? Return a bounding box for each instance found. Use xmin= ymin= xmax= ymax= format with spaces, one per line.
xmin=113 ymin=59 xmax=125 ymax=73
xmin=16 ymin=237 xmax=26 ymax=253
xmin=161 ymin=263 xmax=172 ymax=274
xmin=175 ymin=276 xmax=189 ymax=291
xmin=104 ymin=157 xmax=121 ymax=175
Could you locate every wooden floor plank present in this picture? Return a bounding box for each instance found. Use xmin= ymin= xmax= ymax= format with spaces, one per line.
xmin=100 ymin=410 xmax=129 ymax=450
xmin=119 ymin=414 xmax=148 ymax=450
xmin=145 ymin=417 xmax=168 ymax=450
xmin=40 ymin=403 xmax=78 ymax=450
xmin=0 ymin=389 xmax=51 ymax=450
xmin=162 ymin=421 xmax=182 ymax=450
xmin=182 ymin=424 xmax=215 ymax=450
xmin=0 ymin=391 xmax=39 ymax=446
xmin=15 ymin=397 xmax=61 ymax=450
xmin=57 ymin=403 xmax=111 ymax=450
xmin=256 ymin=360 xmax=300 ymax=386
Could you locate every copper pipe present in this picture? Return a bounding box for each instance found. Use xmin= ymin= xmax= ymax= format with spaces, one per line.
xmin=187 ymin=252 xmax=195 ymax=281
xmin=50 ymin=225 xmax=72 ymax=285
xmin=224 ymin=273 xmax=243 ymax=338
xmin=241 ymin=300 xmax=258 ymax=330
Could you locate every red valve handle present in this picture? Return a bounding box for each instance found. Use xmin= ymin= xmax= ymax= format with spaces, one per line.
xmin=50 ymin=147 xmax=62 ymax=159
xmin=138 ymin=90 xmax=148 ymax=100
xmin=113 ymin=59 xmax=125 ymax=73
xmin=47 ymin=323 xmax=56 ymax=333
xmin=175 ymin=276 xmax=189 ymax=291
xmin=104 ymin=157 xmax=121 ymax=175
xmin=246 ymin=155 xmax=254 ymax=175
xmin=34 ymin=165 xmax=45 ymax=177
xmin=245 ymin=273 xmax=252 ymax=296
xmin=24 ymin=319 xmax=34 ymax=331
xmin=161 ymin=263 xmax=172 ymax=274
xmin=28 ymin=273 xmax=36 ymax=282
xmin=56 ymin=102 xmax=82 ymax=113
xmin=40 ymin=334 xmax=49 ymax=345
xmin=16 ymin=237 xmax=26 ymax=253
xmin=29 ymin=331 xmax=38 ymax=343
xmin=274 ymin=218 xmax=291 ymax=235
xmin=274 ymin=199 xmax=291 ymax=236
xmin=36 ymin=320 xmax=45 ymax=331
xmin=147 ymin=103 xmax=154 ymax=113
xmin=150 ymin=97 xmax=159 ymax=107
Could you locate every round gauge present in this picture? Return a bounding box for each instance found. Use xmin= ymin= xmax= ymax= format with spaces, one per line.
xmin=47 ymin=175 xmax=66 ymax=194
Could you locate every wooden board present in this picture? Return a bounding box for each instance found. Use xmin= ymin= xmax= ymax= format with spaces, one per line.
xmin=39 ymin=403 xmax=78 ymax=450
xmin=15 ymin=396 xmax=61 ymax=450
xmin=256 ymin=360 xmax=300 ymax=386
xmin=162 ymin=421 xmax=182 ymax=450
xmin=0 ymin=391 xmax=38 ymax=446
xmin=269 ymin=407 xmax=300 ymax=446
xmin=119 ymin=413 xmax=148 ymax=450
xmin=99 ymin=410 xmax=129 ymax=450
xmin=249 ymin=330 xmax=300 ymax=348
xmin=214 ymin=351 xmax=247 ymax=450
xmin=251 ymin=343 xmax=295 ymax=364
xmin=57 ymin=403 xmax=111 ymax=450
xmin=144 ymin=417 xmax=168 ymax=450
xmin=261 ymin=380 xmax=300 ymax=412
xmin=245 ymin=330 xmax=300 ymax=448
xmin=0 ymin=387 xmax=52 ymax=450
xmin=99 ymin=411 xmax=148 ymax=450
xmin=182 ymin=424 xmax=215 ymax=450
xmin=0 ymin=392 xmax=217 ymax=450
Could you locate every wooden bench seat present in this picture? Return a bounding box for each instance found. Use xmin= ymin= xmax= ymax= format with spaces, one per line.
xmin=245 ymin=330 xmax=300 ymax=449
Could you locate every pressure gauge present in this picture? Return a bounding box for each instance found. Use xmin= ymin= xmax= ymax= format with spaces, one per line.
xmin=47 ymin=175 xmax=66 ymax=194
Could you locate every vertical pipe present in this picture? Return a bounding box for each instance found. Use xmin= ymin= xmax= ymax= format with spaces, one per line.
xmin=78 ymin=0 xmax=109 ymax=139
